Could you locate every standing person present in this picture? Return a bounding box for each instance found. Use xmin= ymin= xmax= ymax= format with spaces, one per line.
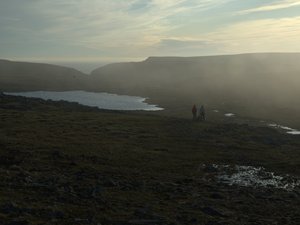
xmin=200 ymin=105 xmax=206 ymax=121
xmin=197 ymin=105 xmax=201 ymax=121
xmin=192 ymin=104 xmax=197 ymax=121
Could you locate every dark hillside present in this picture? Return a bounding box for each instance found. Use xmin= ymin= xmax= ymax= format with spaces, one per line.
xmin=1 ymin=54 xmax=299 ymax=127
xmin=90 ymin=53 xmax=300 ymax=127
xmin=0 ymin=59 xmax=88 ymax=91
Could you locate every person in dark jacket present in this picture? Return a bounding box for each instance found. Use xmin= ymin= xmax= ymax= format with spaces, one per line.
xmin=199 ymin=105 xmax=206 ymax=121
xmin=192 ymin=104 xmax=197 ymax=120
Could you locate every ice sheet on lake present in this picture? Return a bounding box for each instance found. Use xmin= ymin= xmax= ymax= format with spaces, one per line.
xmin=202 ymin=164 xmax=300 ymax=191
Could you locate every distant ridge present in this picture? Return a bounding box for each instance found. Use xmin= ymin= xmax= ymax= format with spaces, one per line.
xmin=144 ymin=52 xmax=300 ymax=61
xmin=90 ymin=53 xmax=300 ymax=126
xmin=1 ymin=53 xmax=300 ymax=125
xmin=0 ymin=59 xmax=88 ymax=91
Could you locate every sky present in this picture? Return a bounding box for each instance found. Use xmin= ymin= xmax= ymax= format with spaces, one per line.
xmin=1 ymin=0 xmax=300 ymax=65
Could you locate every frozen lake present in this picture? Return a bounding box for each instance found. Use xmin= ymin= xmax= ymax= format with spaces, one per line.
xmin=5 ymin=91 xmax=163 ymax=111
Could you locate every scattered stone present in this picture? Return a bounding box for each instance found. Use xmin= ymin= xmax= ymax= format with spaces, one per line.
xmin=48 ymin=210 xmax=65 ymax=219
xmin=210 ymin=193 xmax=224 ymax=199
xmin=201 ymin=207 xmax=225 ymax=217
xmin=74 ymin=218 xmax=90 ymax=224
xmin=7 ymin=220 xmax=29 ymax=225
xmin=51 ymin=150 xmax=63 ymax=159
xmin=102 ymin=178 xmax=118 ymax=187
xmin=128 ymin=219 xmax=164 ymax=225
xmin=9 ymin=165 xmax=22 ymax=171
xmin=202 ymin=164 xmax=219 ymax=173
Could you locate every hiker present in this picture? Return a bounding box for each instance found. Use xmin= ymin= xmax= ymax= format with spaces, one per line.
xmin=199 ymin=105 xmax=206 ymax=121
xmin=196 ymin=105 xmax=201 ymax=121
xmin=192 ymin=104 xmax=197 ymax=120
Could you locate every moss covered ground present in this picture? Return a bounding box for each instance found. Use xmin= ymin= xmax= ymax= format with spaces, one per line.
xmin=0 ymin=94 xmax=299 ymax=225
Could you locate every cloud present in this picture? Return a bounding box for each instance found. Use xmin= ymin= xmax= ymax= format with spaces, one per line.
xmin=150 ymin=38 xmax=218 ymax=56
xmin=238 ymin=0 xmax=300 ymax=15
xmin=153 ymin=15 xmax=300 ymax=56
xmin=27 ymin=0 xmax=231 ymax=49
xmin=2 ymin=0 xmax=300 ymax=61
xmin=204 ymin=16 xmax=300 ymax=53
xmin=159 ymin=39 xmax=208 ymax=48
xmin=128 ymin=0 xmax=152 ymax=12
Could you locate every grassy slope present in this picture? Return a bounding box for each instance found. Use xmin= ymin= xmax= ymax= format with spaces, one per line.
xmin=0 ymin=94 xmax=300 ymax=224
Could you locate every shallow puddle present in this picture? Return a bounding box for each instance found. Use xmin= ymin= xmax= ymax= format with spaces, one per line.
xmin=202 ymin=164 xmax=300 ymax=191
xmin=268 ymin=123 xmax=300 ymax=135
xmin=224 ymin=113 xmax=235 ymax=117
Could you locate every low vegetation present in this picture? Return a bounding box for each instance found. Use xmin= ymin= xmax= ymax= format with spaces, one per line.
xmin=0 ymin=94 xmax=299 ymax=224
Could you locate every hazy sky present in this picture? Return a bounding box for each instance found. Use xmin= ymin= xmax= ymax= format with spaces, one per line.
xmin=1 ymin=0 xmax=300 ymax=63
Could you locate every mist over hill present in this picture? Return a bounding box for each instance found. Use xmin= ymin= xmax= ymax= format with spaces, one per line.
xmin=90 ymin=53 xmax=300 ymax=126
xmin=1 ymin=53 xmax=300 ymax=126
xmin=0 ymin=59 xmax=88 ymax=91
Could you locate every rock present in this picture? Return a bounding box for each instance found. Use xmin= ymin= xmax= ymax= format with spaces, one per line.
xmin=205 ymin=221 xmax=224 ymax=225
xmin=176 ymin=178 xmax=194 ymax=184
xmin=102 ymin=178 xmax=118 ymax=187
xmin=210 ymin=193 xmax=224 ymax=199
xmin=201 ymin=207 xmax=225 ymax=217
xmin=189 ymin=218 xmax=198 ymax=224
xmin=92 ymin=186 xmax=103 ymax=198
xmin=133 ymin=207 xmax=163 ymax=222
xmin=8 ymin=220 xmax=29 ymax=225
xmin=48 ymin=210 xmax=65 ymax=219
xmin=9 ymin=165 xmax=22 ymax=171
xmin=51 ymin=150 xmax=63 ymax=159
xmin=0 ymin=202 xmax=20 ymax=214
xmin=128 ymin=219 xmax=164 ymax=225
xmin=74 ymin=218 xmax=90 ymax=224
xmin=134 ymin=207 xmax=153 ymax=218
xmin=202 ymin=164 xmax=218 ymax=173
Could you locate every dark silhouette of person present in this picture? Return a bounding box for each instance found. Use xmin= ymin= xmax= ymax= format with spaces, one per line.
xmin=192 ymin=104 xmax=197 ymax=120
xmin=199 ymin=105 xmax=206 ymax=121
